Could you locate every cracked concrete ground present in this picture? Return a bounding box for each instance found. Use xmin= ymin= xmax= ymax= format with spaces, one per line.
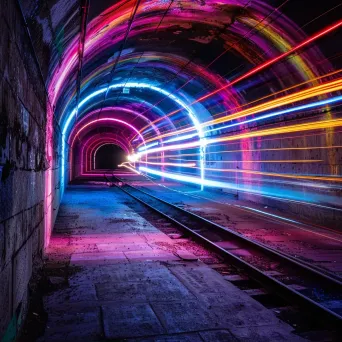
xmin=34 ymin=185 xmax=304 ymax=341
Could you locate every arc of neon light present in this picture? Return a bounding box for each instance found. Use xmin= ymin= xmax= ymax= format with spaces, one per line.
xmin=137 ymin=19 xmax=342 ymax=130
xmin=93 ymin=142 xmax=127 ymax=170
xmin=84 ymin=106 xmax=164 ymax=143
xmin=70 ymin=118 xmax=145 ymax=148
xmin=88 ymin=139 xmax=129 ymax=171
xmin=74 ymin=105 xmax=168 ymax=174
xmin=71 ymin=126 xmax=132 ymax=179
xmin=71 ymin=106 xmax=159 ymax=158
xmin=80 ymin=106 xmax=166 ymax=168
xmin=90 ymin=140 xmax=129 ymax=169
xmin=67 ymin=117 xmax=145 ymax=186
xmin=80 ymin=134 xmax=130 ymax=177
xmin=61 ymin=82 xmax=205 ymax=189
xmin=194 ymin=19 xmax=342 ymax=104
xmin=83 ymin=138 xmax=128 ymax=177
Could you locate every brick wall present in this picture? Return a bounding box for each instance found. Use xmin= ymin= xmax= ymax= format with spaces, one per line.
xmin=0 ymin=1 xmax=61 ymax=340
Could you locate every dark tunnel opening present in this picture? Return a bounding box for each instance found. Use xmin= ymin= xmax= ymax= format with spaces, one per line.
xmin=94 ymin=144 xmax=126 ymax=170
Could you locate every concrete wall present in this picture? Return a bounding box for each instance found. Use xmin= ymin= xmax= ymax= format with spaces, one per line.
xmin=0 ymin=1 xmax=61 ymax=340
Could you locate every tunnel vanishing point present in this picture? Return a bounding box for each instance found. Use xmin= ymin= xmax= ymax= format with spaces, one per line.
xmin=1 ymin=0 xmax=342 ymax=341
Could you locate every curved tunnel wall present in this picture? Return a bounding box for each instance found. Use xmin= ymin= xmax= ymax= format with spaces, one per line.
xmin=48 ymin=0 xmax=342 ymax=229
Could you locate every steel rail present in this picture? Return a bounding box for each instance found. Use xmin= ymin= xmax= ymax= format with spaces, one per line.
xmin=110 ymin=175 xmax=342 ymax=329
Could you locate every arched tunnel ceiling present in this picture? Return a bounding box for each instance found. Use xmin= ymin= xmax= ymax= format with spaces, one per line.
xmin=21 ymin=0 xmax=341 ymax=124
xmin=20 ymin=0 xmax=342 ymax=195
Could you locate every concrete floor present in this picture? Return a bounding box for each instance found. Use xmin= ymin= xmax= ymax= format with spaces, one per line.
xmin=35 ymin=184 xmax=305 ymax=341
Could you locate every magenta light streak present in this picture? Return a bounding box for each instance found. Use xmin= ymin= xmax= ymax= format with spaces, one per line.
xmin=75 ymin=132 xmax=131 ymax=179
xmin=83 ymin=138 xmax=129 ymax=175
xmin=68 ymin=107 xmax=161 ymax=144
xmin=80 ymin=132 xmax=131 ymax=169
xmin=93 ymin=142 xmax=127 ymax=169
xmin=69 ymin=118 xmax=146 ymax=148
xmin=69 ymin=118 xmax=146 ymax=180
xmin=44 ymin=106 xmax=54 ymax=248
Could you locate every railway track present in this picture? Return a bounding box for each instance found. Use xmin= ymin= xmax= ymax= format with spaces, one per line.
xmin=125 ymin=181 xmax=342 ymax=282
xmin=103 ymin=173 xmax=342 ymax=333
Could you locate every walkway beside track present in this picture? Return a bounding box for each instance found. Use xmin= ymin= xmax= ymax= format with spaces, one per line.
xmin=30 ymin=184 xmax=304 ymax=341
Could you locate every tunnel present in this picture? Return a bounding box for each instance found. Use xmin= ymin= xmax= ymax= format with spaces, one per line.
xmin=94 ymin=144 xmax=126 ymax=170
xmin=1 ymin=0 xmax=342 ymax=341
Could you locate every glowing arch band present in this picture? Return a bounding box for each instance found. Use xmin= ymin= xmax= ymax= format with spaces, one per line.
xmin=72 ymin=133 xmax=131 ymax=179
xmin=86 ymin=138 xmax=129 ymax=173
xmin=93 ymin=142 xmax=127 ymax=170
xmin=70 ymin=118 xmax=145 ymax=147
xmin=67 ymin=117 xmax=145 ymax=185
xmin=61 ymin=82 xmax=205 ymax=189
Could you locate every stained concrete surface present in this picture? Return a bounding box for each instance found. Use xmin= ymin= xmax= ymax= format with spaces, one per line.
xmin=30 ymin=184 xmax=304 ymax=341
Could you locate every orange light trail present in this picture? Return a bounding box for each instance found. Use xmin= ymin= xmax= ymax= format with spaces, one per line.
xmin=142 ymin=161 xmax=196 ymax=167
xmin=213 ymin=118 xmax=342 ymax=144
xmin=137 ymin=20 xmax=342 ymax=136
xmin=138 ymin=68 xmax=342 ymax=140
xmin=210 ymin=69 xmax=342 ymax=119
xmin=145 ymin=144 xmax=342 ymax=159
xmin=140 ymin=76 xmax=342 ymax=145
xmin=192 ymin=167 xmax=342 ymax=183
xmin=134 ymin=118 xmax=342 ymax=157
xmin=168 ymin=159 xmax=323 ymax=163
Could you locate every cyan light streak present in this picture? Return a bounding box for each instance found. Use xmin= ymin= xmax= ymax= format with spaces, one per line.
xmin=136 ymin=95 xmax=342 ymax=159
xmin=138 ymin=167 xmax=334 ymax=204
xmin=138 ymin=141 xmax=159 ymax=151
xmin=60 ymin=82 xmax=204 ymax=189
xmin=163 ymin=132 xmax=198 ymax=144
xmin=237 ymin=206 xmax=300 ymax=224
xmin=208 ymin=95 xmax=342 ymax=133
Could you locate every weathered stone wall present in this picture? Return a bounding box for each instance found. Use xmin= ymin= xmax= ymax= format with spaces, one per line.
xmin=0 ymin=1 xmax=61 ymax=340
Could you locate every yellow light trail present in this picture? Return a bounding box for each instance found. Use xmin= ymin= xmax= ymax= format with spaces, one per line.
xmin=140 ymin=77 xmax=342 ymax=145
xmin=142 ymin=161 xmax=196 ymax=167
xmin=192 ymin=167 xmax=342 ymax=183
xmin=214 ymin=118 xmax=342 ymax=144
xmin=134 ymin=118 xmax=342 ymax=157
xmin=145 ymin=144 xmax=342 ymax=159
xmin=168 ymin=159 xmax=323 ymax=163
xmin=210 ymin=69 xmax=342 ymax=118
xmin=137 ymin=69 xmax=342 ymax=135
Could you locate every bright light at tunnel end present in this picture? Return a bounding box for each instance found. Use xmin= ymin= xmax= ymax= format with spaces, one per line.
xmin=127 ymin=154 xmax=139 ymax=162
